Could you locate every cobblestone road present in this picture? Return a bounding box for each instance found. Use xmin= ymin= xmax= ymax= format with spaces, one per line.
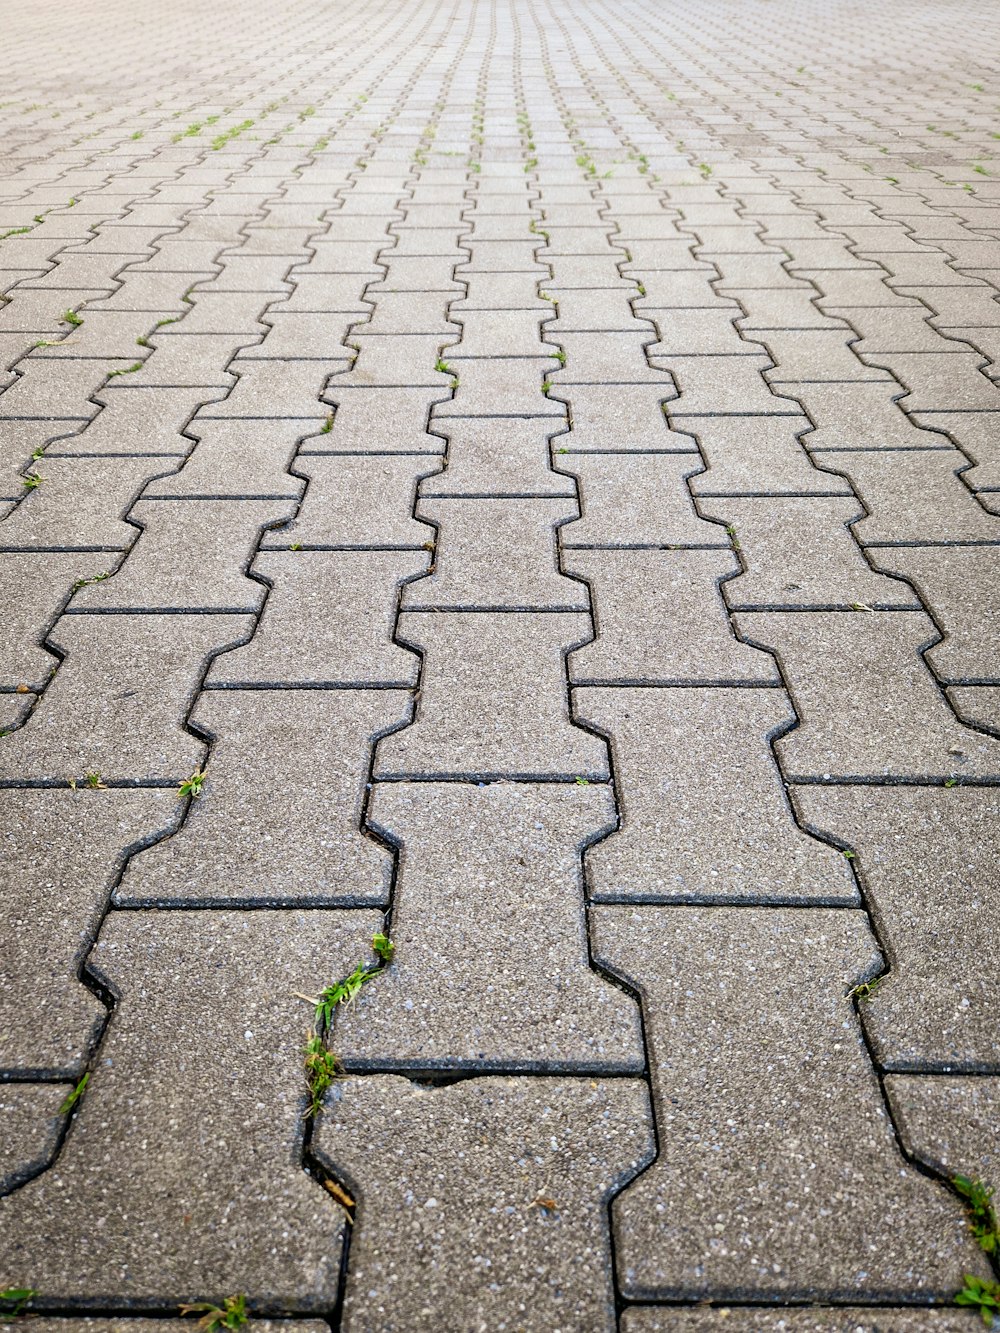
xmin=1 ymin=0 xmax=999 ymax=1329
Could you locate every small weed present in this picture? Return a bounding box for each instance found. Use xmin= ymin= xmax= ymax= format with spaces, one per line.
xmin=541 ymin=379 xmax=552 ymax=392
xmin=314 ymin=962 xmax=376 ymax=1025
xmin=71 ymin=570 xmax=110 ymax=591
xmin=371 ymin=932 xmax=395 ymax=963
xmin=62 ymin=308 xmax=84 ymax=327
xmin=945 ymin=777 xmax=959 ymax=788
xmin=58 ymin=1072 xmax=90 ymax=1115
xmin=131 ymin=130 xmax=144 ymax=140
xmin=321 ymin=412 xmax=334 ymax=434
xmin=84 ymin=772 xmax=107 ymax=789
xmin=969 ymin=83 xmax=986 ymax=92
xmin=0 ymin=1289 xmax=36 ymax=1323
xmin=574 ymin=776 xmax=589 ymax=786
xmin=178 ymin=768 xmax=207 ymax=799
xmin=553 ymin=348 xmax=566 ymax=366
xmin=179 ymin=1295 xmax=249 ymax=1331
xmin=954 ymin=1175 xmax=1000 ymax=1255
xmin=434 ymin=358 xmax=453 ymax=374
xmin=106 ymin=361 xmax=142 ymax=379
xmin=955 ymin=1274 xmax=1000 ymax=1325
xmin=698 ymin=162 xmax=712 ymax=178
xmin=850 ymin=602 xmax=874 ymax=613
xmin=289 ymin=542 xmax=303 ymax=551
xmin=973 ymin=164 xmax=989 ymax=175
xmin=841 ymin=849 xmax=856 ymax=860
xmin=851 ymin=975 xmax=884 ymax=1001
xmin=303 ymin=1032 xmax=343 ymax=1117
xmin=210 ymin=119 xmax=254 ymax=151
xmin=22 ymin=472 xmax=43 ymax=490
xmin=0 ymin=226 xmax=31 ymax=240
xmin=136 ymin=335 xmax=150 ymax=348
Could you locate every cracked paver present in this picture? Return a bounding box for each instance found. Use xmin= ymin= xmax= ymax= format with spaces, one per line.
xmin=2 ymin=1 xmax=1000 ymax=1329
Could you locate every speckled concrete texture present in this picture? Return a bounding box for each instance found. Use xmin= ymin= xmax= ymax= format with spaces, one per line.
xmin=3 ymin=0 xmax=999 ymax=1324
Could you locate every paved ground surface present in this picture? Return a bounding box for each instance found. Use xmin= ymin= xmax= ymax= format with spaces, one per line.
xmin=1 ymin=0 xmax=999 ymax=1329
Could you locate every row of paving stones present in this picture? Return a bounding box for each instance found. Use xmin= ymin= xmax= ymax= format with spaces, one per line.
xmin=1 ymin=0 xmax=999 ymax=1329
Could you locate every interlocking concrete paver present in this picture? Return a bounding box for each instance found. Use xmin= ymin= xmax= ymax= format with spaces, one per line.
xmin=0 ymin=613 xmax=251 ymax=781
xmin=736 ymin=610 xmax=1000 ymax=779
xmin=592 ymin=905 xmax=985 ymax=1301
xmin=0 ymin=909 xmax=379 ymax=1302
xmin=6 ymin=1 xmax=1000 ymax=1322
xmin=0 ymin=1084 xmax=67 ymax=1194
xmin=209 ymin=550 xmax=425 ymax=687
xmin=0 ymin=788 xmax=177 ymax=1074
xmin=887 ymin=1075 xmax=1000 ymax=1183
xmin=317 ymin=1075 xmax=651 ymax=1331
xmin=338 ymin=781 xmax=644 ymax=1070
xmin=376 ymin=612 xmax=607 ymax=780
xmin=569 ymin=550 xmax=778 ymax=685
xmin=795 ymin=786 xmax=1000 ymax=1070
xmin=116 ymin=690 xmax=408 ymax=906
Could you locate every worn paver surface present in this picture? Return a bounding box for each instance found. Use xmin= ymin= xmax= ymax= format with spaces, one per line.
xmin=2 ymin=0 xmax=1000 ymax=1329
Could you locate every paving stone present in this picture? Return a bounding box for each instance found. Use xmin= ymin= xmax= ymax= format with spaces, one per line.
xmin=405 ymin=497 xmax=584 ymax=609
xmin=317 ymin=1075 xmax=651 ymax=1331
xmin=809 ymin=449 xmax=1000 ymax=543
xmin=448 ymin=309 xmax=550 ymax=356
xmin=423 ymin=418 xmax=575 ymax=495
xmin=568 ymin=550 xmax=777 ymax=685
xmin=760 ymin=328 xmax=890 ymax=382
xmin=456 ymin=239 xmax=545 ymax=272
xmin=546 ymin=286 xmax=653 ymax=332
xmin=0 ymin=456 xmax=173 ymax=549
xmin=116 ymin=690 xmax=409 ymax=907
xmin=886 ymin=1074 xmax=1000 ymax=1183
xmin=0 ymin=1083 xmax=66 ymax=1192
xmin=736 ymin=610 xmax=1000 ymax=779
xmin=451 ymin=271 xmax=547 ymax=309
xmin=0 ymin=908 xmax=380 ymax=1302
xmin=665 ymin=355 xmax=801 ymax=416
xmin=358 ymin=292 xmax=458 ymax=339
xmin=0 ymin=551 xmax=110 ymax=687
xmin=71 ymin=498 xmax=294 ymax=610
xmin=375 ymin=612 xmax=607 ymax=780
xmin=160 ymin=289 xmax=271 ymax=333
xmin=683 ymin=415 xmax=852 ymax=495
xmin=795 ymin=786 xmax=1000 ymax=1070
xmin=621 ymin=1308 xmax=975 ymax=1331
xmin=575 ymin=687 xmax=857 ymax=903
xmin=28 ymin=1324 xmax=328 ymax=1333
xmin=0 ymin=788 xmax=177 ymax=1074
xmin=278 ymin=271 xmax=373 ymax=313
xmin=201 ymin=359 xmax=331 ymax=418
xmin=261 ymin=456 xmax=434 ymax=548
xmin=1 ymin=420 xmax=90 ymax=494
xmin=718 ymin=496 xmax=918 ymax=607
xmin=31 ymin=310 xmax=171 ymax=359
xmin=857 ymin=350 xmax=1000 ymax=410
xmin=798 ymin=382 xmax=949 ymax=449
xmin=343 ymin=334 xmax=455 ymax=387
xmin=373 ymin=255 xmax=466 ymax=291
xmin=209 ymin=551 xmax=425 ymax=687
xmin=117 ymin=333 xmax=254 ymax=389
xmin=0 ymin=613 xmax=251 ymax=782
xmin=337 ymin=782 xmax=643 ymax=1070
xmin=0 ymin=357 xmax=141 ymax=417
xmin=551 ymin=383 xmax=690 ymax=451
xmin=735 ymin=288 xmax=849 ymax=330
xmin=142 ymin=420 xmax=305 ymax=497
xmin=948 ymin=683 xmax=1000 ymax=732
xmin=50 ymin=385 xmax=224 ymax=455
xmin=308 ymin=384 xmax=449 ymax=453
xmin=869 ymin=546 xmax=1000 ymax=681
xmin=592 ymin=905 xmax=984 ymax=1301
xmin=550 ymin=330 xmax=666 ymax=384
xmin=649 ymin=308 xmax=762 ymax=355
xmin=560 ymin=454 xmax=720 ymax=546
xmin=434 ymin=357 xmax=565 ymax=417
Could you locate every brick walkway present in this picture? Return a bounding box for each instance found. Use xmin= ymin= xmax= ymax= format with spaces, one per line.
xmin=1 ymin=1 xmax=999 ymax=1329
